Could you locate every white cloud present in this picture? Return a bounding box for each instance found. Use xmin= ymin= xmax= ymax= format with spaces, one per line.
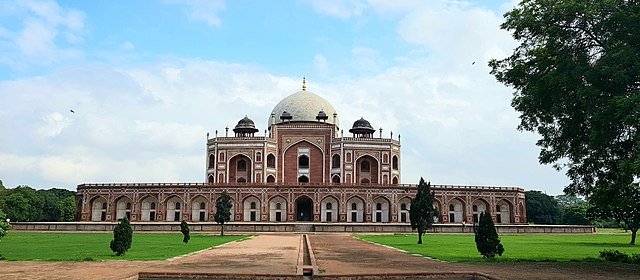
xmin=303 ymin=0 xmax=368 ymax=19
xmin=313 ymin=54 xmax=329 ymax=73
xmin=38 ymin=112 xmax=71 ymax=137
xmin=121 ymin=41 xmax=135 ymax=51
xmin=166 ymin=0 xmax=226 ymax=26
xmin=0 ymin=0 xmax=86 ymax=67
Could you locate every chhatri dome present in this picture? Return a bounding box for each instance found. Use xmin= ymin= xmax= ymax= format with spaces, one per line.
xmin=268 ymin=78 xmax=339 ymax=128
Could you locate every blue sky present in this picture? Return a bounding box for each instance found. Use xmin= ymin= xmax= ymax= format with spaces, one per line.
xmin=0 ymin=0 xmax=570 ymax=194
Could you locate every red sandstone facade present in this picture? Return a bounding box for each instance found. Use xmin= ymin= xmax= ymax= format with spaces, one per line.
xmin=76 ymin=84 xmax=526 ymax=224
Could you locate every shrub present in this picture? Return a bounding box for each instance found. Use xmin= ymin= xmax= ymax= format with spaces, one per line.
xmin=110 ymin=217 xmax=133 ymax=256
xmin=180 ymin=220 xmax=190 ymax=244
xmin=599 ymin=250 xmax=640 ymax=264
xmin=475 ymin=212 xmax=504 ymax=259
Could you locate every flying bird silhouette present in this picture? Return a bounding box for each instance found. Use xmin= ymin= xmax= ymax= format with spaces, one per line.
xmin=70 ymin=110 xmax=75 ymax=113
xmin=472 ymin=61 xmax=476 ymax=65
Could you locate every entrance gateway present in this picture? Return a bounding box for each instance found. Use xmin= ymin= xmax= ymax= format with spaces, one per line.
xmin=296 ymin=196 xmax=313 ymax=221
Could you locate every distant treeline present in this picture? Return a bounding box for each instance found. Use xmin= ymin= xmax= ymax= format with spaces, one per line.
xmin=0 ymin=180 xmax=76 ymax=222
xmin=526 ymin=190 xmax=621 ymax=227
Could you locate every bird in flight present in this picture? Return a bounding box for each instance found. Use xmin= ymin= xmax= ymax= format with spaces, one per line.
xmin=70 ymin=110 xmax=75 ymax=113
xmin=472 ymin=61 xmax=476 ymax=65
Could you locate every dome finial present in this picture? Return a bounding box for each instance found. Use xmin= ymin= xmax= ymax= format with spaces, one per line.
xmin=302 ymin=76 xmax=307 ymax=91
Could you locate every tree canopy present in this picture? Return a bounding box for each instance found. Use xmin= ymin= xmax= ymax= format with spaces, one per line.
xmin=525 ymin=191 xmax=561 ymax=224
xmin=0 ymin=185 xmax=76 ymax=222
xmin=491 ymin=0 xmax=639 ymax=243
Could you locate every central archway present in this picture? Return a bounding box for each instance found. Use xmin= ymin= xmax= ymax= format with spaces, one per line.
xmin=295 ymin=196 xmax=313 ymax=221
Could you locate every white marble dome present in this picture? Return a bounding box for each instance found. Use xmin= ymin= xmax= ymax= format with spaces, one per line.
xmin=268 ymin=90 xmax=339 ymax=128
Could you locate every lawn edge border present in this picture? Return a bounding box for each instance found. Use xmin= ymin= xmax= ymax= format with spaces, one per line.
xmin=351 ymin=234 xmax=445 ymax=262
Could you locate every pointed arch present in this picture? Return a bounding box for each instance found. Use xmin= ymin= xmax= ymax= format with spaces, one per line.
xmin=447 ymin=197 xmax=466 ymax=223
xmin=229 ymin=154 xmax=252 ymax=183
xmin=191 ymin=195 xmax=210 ymax=222
xmin=372 ymin=196 xmax=391 ymax=222
xmin=346 ymin=195 xmax=365 ymax=222
xmin=398 ymin=196 xmax=412 ymax=223
xmin=268 ymin=195 xmax=288 ymax=222
xmin=89 ymin=195 xmax=109 ymax=221
xmin=165 ymin=195 xmax=185 ymax=222
xmin=140 ymin=195 xmax=159 ymax=221
xmin=243 ymin=195 xmax=261 ymax=222
xmin=320 ymin=195 xmax=339 ymax=222
xmin=114 ymin=195 xmax=133 ymax=221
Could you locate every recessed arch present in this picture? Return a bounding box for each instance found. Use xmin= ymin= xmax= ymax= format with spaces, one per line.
xmin=295 ymin=195 xmax=313 ymax=221
xmin=190 ymin=195 xmax=209 ymax=222
xmin=243 ymin=195 xmax=261 ymax=222
xmin=372 ymin=196 xmax=391 ymax=223
xmin=114 ymin=195 xmax=133 ymax=221
xmin=355 ymin=155 xmax=379 ymax=184
xmin=268 ymin=195 xmax=287 ymax=222
xmin=165 ymin=195 xmax=185 ymax=222
xmin=140 ymin=195 xmax=159 ymax=221
xmin=392 ymin=155 xmax=398 ymax=170
xmin=298 ymin=175 xmax=309 ymax=183
xmin=398 ymin=197 xmax=412 ymax=223
xmin=320 ymin=195 xmax=339 ymax=222
xmin=90 ymin=195 xmax=109 ymax=221
xmin=208 ymin=154 xmax=215 ymax=169
xmin=208 ymin=174 xmax=214 ymax=183
xmin=471 ymin=198 xmax=490 ymax=223
xmin=346 ymin=195 xmax=365 ymax=222
xmin=229 ymin=154 xmax=252 ymax=183
xmin=496 ymin=199 xmax=514 ymax=224
xmin=447 ymin=197 xmax=466 ymax=223
xmin=332 ymin=154 xmax=341 ymax=168
xmin=331 ymin=175 xmax=340 ymax=184
xmin=266 ymin=153 xmax=276 ymax=168
xmin=266 ymin=174 xmax=276 ymax=183
xmin=392 ymin=176 xmax=398 ymax=184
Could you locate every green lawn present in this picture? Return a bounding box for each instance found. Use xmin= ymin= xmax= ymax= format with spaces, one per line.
xmin=356 ymin=232 xmax=640 ymax=262
xmin=0 ymin=232 xmax=249 ymax=261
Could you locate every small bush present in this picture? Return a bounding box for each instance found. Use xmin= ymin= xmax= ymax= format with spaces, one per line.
xmin=110 ymin=217 xmax=133 ymax=256
xmin=598 ymin=250 xmax=640 ymax=264
xmin=475 ymin=212 xmax=504 ymax=259
xmin=180 ymin=220 xmax=190 ymax=244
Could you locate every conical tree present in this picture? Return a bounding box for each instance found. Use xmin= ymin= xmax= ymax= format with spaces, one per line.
xmin=110 ymin=217 xmax=133 ymax=256
xmin=409 ymin=178 xmax=437 ymax=244
xmin=180 ymin=220 xmax=190 ymax=244
xmin=214 ymin=191 xmax=233 ymax=236
xmin=475 ymin=212 xmax=504 ymax=259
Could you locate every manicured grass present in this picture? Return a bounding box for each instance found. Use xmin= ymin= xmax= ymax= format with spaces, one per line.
xmin=0 ymin=232 xmax=249 ymax=261
xmin=356 ymin=232 xmax=640 ymax=262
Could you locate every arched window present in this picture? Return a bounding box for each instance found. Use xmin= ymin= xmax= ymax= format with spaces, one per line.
xmin=392 ymin=155 xmax=398 ymax=170
xmin=102 ymin=202 xmax=107 ymax=209
xmin=346 ymin=152 xmax=352 ymax=162
xmin=208 ymin=174 xmax=214 ymax=183
xmin=392 ymin=177 xmax=398 ymax=184
xmin=267 ymin=154 xmax=276 ymax=168
xmin=326 ymin=203 xmax=332 ymax=210
xmin=209 ymin=154 xmax=215 ymax=168
xmin=332 ymin=175 xmax=340 ymax=184
xmin=266 ymin=175 xmax=275 ymax=183
xmin=351 ymin=203 xmax=357 ymax=210
xmin=219 ymin=152 xmax=225 ymax=161
xmin=401 ymin=203 xmax=406 ymax=210
xmin=256 ymin=152 xmax=262 ymax=162
xmin=200 ymin=202 xmax=206 ymax=210
xmin=299 ymin=155 xmax=309 ymax=168
xmin=361 ymin=160 xmax=370 ymax=172
xmin=276 ymin=203 xmax=281 ymax=210
xmin=383 ymin=153 xmax=388 ymax=164
xmin=473 ymin=205 xmax=478 ymax=212
xmin=237 ymin=177 xmax=246 ymax=183
xmin=298 ymin=175 xmax=309 ymax=183
xmin=151 ymin=202 xmax=156 ymax=209
xmin=496 ymin=205 xmax=501 ymax=212
xmin=360 ymin=178 xmax=370 ymax=184
xmin=449 ymin=204 xmax=454 ymax=211
xmin=376 ymin=203 xmax=382 ymax=210
xmin=237 ymin=160 xmax=247 ymax=171
xmin=176 ymin=202 xmax=181 ymax=210
xmin=250 ymin=202 xmax=256 ymax=209
xmin=332 ymin=154 xmax=341 ymax=168
xmin=126 ymin=203 xmax=131 ymax=210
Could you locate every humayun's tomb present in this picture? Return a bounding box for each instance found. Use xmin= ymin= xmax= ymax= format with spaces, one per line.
xmin=76 ymin=80 xmax=527 ymax=225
